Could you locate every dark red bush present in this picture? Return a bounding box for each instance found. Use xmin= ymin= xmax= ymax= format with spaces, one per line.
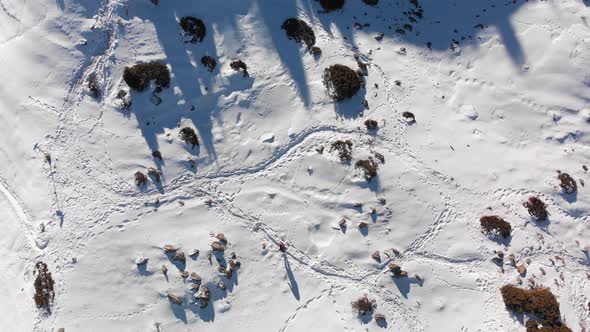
xmin=33 ymin=262 xmax=55 ymax=313
xmin=480 ymin=215 xmax=511 ymax=238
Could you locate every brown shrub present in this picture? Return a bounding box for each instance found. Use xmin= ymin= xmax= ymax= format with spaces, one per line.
xmin=87 ymin=72 xmax=101 ymax=98
xmin=557 ymin=172 xmax=577 ymax=194
xmin=356 ymin=157 xmax=378 ymax=181
xmin=320 ymin=0 xmax=345 ymax=11
xmin=230 ymin=60 xmax=249 ymax=77
xmin=179 ymin=17 xmax=206 ymax=43
xmin=500 ymin=285 xmax=568 ymax=328
xmin=525 ymin=320 xmax=572 ymax=332
xmin=351 ymin=295 xmax=376 ymax=316
xmin=134 ymin=171 xmax=148 ymax=186
xmin=201 ymin=56 xmax=216 ymax=72
xmin=33 ymin=262 xmax=55 ymax=313
xmin=323 ymin=64 xmax=362 ymax=101
xmin=364 ymin=119 xmax=378 ymax=131
xmin=330 ymin=140 xmax=353 ymax=162
xmin=123 ymin=62 xmax=170 ymax=92
xmin=480 ymin=215 xmax=511 ymax=238
xmin=310 ymin=46 xmax=322 ymax=57
xmin=523 ymin=196 xmax=549 ymax=221
xmin=180 ymin=127 xmax=199 ymax=148
xmin=402 ymin=111 xmax=416 ymax=122
xmin=281 ymin=18 xmax=316 ymax=49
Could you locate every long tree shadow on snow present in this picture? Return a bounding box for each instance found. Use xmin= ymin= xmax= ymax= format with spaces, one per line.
xmin=122 ymin=0 xmax=531 ymax=170
xmin=304 ymin=0 xmax=529 ymax=68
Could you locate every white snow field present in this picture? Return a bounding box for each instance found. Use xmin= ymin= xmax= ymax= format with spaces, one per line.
xmin=1 ymin=0 xmax=589 ymax=331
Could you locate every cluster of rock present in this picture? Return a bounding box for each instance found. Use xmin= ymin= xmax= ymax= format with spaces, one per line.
xmin=134 ymin=233 xmax=242 ymax=310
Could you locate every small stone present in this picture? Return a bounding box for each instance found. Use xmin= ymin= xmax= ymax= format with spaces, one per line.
xmin=374 ymin=313 xmax=386 ymax=322
xmin=353 ymin=202 xmax=363 ymax=208
xmin=180 ymin=271 xmax=189 ymax=278
xmin=161 ymin=265 xmax=168 ymax=275
xmin=190 ymin=249 xmax=200 ymax=258
xmin=229 ymin=260 xmax=241 ymax=269
xmin=316 ymin=145 xmax=325 ymax=154
xmin=211 ymin=241 xmax=226 ymax=251
xmin=508 ymin=254 xmax=516 ymax=265
xmin=172 ymin=251 xmax=186 ymax=263
xmin=517 ymin=265 xmax=527 ymax=276
xmin=377 ymin=198 xmax=386 ymax=205
xmin=218 ymin=266 xmax=227 ymax=274
xmin=369 ymin=208 xmax=377 ymax=215
xmin=371 ymin=251 xmax=381 ymax=262
xmin=56 ymin=329 xmax=65 ymax=332
xmin=163 ymin=245 xmax=178 ymax=253
xmin=230 ymin=252 xmax=237 ymax=260
xmin=216 ymin=233 xmax=227 ymax=243
xmin=225 ymin=268 xmax=233 ymax=278
xmin=357 ymin=222 xmax=368 ymax=229
xmin=136 ymin=256 xmax=149 ymax=265
xmin=388 ymin=263 xmax=401 ymax=273
xmin=190 ymin=284 xmax=200 ymax=291
xmin=339 ymin=218 xmax=347 ymax=227
xmin=167 ymin=293 xmax=183 ymax=305
xmin=198 ymin=286 xmax=210 ymax=301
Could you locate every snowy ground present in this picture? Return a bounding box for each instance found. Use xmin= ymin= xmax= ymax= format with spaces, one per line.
xmin=1 ymin=0 xmax=589 ymax=331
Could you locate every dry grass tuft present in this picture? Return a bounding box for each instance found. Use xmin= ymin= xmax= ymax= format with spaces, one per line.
xmin=123 ymin=62 xmax=170 ymax=92
xmin=33 ymin=262 xmax=55 ymax=313
xmin=480 ymin=215 xmax=511 ymax=238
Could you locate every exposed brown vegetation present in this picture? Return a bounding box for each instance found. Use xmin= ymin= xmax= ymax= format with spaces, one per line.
xmin=557 ymin=172 xmax=577 ymax=194
xmin=123 ymin=62 xmax=170 ymax=92
xmin=330 ymin=140 xmax=353 ymax=162
xmin=523 ymin=196 xmax=549 ymax=221
xmin=201 ymin=56 xmax=217 ymax=72
xmin=310 ymin=46 xmax=322 ymax=57
xmin=351 ymin=295 xmax=376 ymax=316
xmin=179 ymin=127 xmax=199 ymax=148
xmin=480 ymin=215 xmax=511 ymax=238
xmin=356 ymin=157 xmax=379 ymax=181
xmin=134 ymin=171 xmax=148 ymax=186
xmin=364 ymin=119 xmax=378 ymax=131
xmin=33 ymin=262 xmax=55 ymax=313
xmin=281 ymin=18 xmax=315 ymax=49
xmin=87 ymin=72 xmax=100 ymax=98
xmin=323 ymin=64 xmax=362 ymax=101
xmin=230 ymin=60 xmax=249 ymax=77
xmin=179 ymin=17 xmax=206 ymax=43
xmin=500 ymin=285 xmax=570 ymax=330
xmin=402 ymin=111 xmax=416 ymax=123
xmin=525 ymin=321 xmax=572 ymax=332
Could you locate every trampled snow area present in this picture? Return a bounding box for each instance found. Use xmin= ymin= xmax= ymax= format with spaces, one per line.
xmin=1 ymin=0 xmax=589 ymax=331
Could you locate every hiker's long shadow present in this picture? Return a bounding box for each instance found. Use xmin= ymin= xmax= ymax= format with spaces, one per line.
xmin=123 ymin=0 xmax=529 ymax=168
xmin=284 ymin=254 xmax=300 ymax=301
xmin=304 ymin=0 xmax=528 ymax=68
